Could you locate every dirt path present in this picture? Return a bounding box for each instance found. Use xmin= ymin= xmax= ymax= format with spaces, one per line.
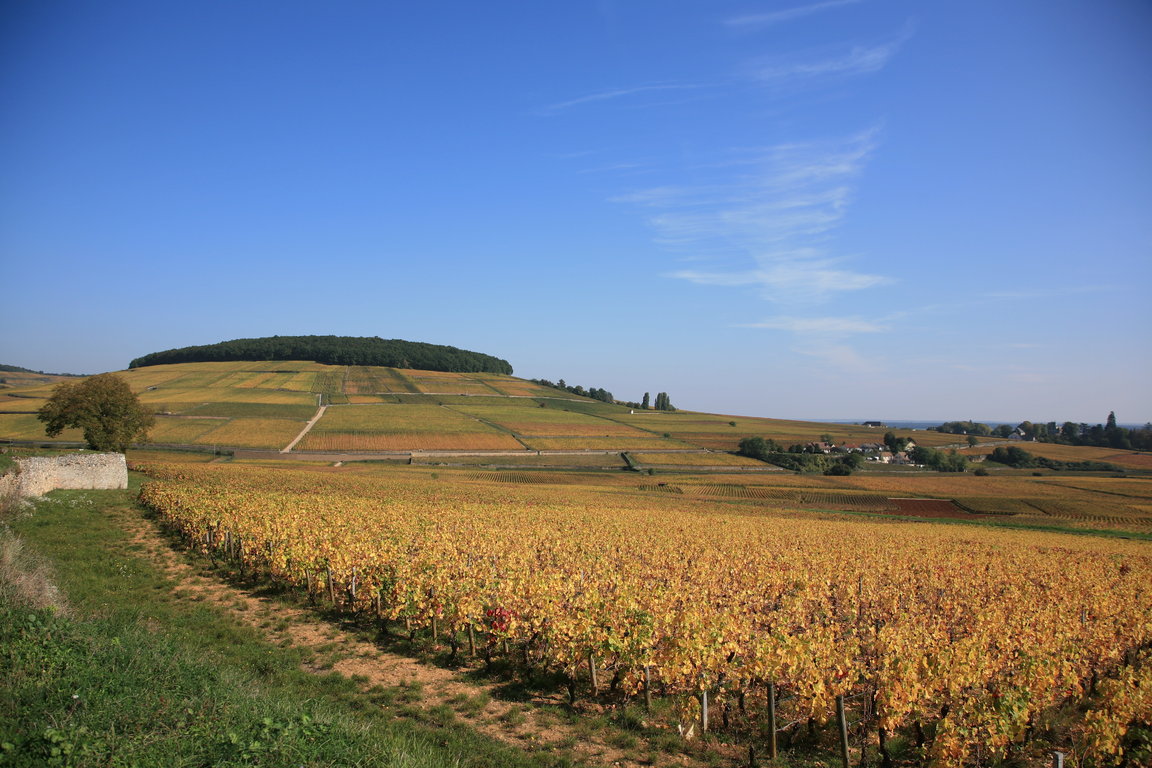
xmin=117 ymin=506 xmax=680 ymax=768
xmin=281 ymin=405 xmax=326 ymax=453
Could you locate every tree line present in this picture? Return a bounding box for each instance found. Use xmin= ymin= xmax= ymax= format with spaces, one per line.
xmin=988 ymin=446 xmax=1120 ymax=472
xmin=531 ymin=380 xmax=676 ymax=411
xmin=128 ymin=336 xmax=513 ymax=375
xmin=934 ymin=412 xmax=1152 ymax=451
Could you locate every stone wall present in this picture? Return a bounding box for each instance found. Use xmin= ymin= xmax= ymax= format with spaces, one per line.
xmin=2 ymin=453 xmax=128 ymax=498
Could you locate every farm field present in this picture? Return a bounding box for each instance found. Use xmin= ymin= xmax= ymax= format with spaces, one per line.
xmin=0 ymin=412 xmax=86 ymax=442
xmin=626 ymin=451 xmax=771 ymax=468
xmin=296 ymin=403 xmax=525 ymax=452
xmin=612 ymin=412 xmax=949 ymax=452
xmin=964 ymin=440 xmax=1152 ymax=470
xmin=518 ymin=436 xmax=692 ymax=451
xmin=410 ymin=452 xmax=631 ymax=469
xmin=133 ymin=457 xmax=1152 ymax=766
xmin=451 ymin=403 xmax=654 ymax=437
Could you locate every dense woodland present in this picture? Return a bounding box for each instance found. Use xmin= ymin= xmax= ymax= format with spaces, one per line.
xmin=128 ymin=336 xmax=513 ymax=374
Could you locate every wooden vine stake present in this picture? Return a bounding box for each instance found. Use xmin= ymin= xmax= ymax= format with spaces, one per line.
xmin=325 ymin=566 xmax=336 ymax=605
xmin=587 ymin=653 xmax=599 ymax=695
xmin=836 ymin=694 xmax=850 ymax=768
xmin=767 ymin=682 xmax=778 ymax=759
xmin=701 ymin=689 xmax=709 ymax=734
xmin=467 ymin=624 xmax=476 ymax=656
xmin=644 ymin=665 xmax=652 ymax=711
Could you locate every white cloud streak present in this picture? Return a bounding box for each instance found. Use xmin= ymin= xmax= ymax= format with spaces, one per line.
xmin=739 ymin=316 xmax=889 ymax=334
xmin=753 ymin=30 xmax=910 ymax=83
xmin=615 ymin=127 xmax=890 ymax=301
xmin=541 ymin=83 xmax=704 ymax=113
xmin=725 ymin=0 xmax=862 ymax=28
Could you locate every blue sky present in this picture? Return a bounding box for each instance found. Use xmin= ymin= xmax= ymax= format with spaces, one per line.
xmin=2 ymin=0 xmax=1149 ymax=423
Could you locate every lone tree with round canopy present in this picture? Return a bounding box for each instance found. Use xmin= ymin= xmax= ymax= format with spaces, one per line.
xmin=37 ymin=373 xmax=154 ymax=452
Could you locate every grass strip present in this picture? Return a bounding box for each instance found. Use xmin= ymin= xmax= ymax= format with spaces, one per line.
xmin=0 ymin=487 xmax=573 ymax=768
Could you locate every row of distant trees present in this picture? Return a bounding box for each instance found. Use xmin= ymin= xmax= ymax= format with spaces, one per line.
xmin=988 ymin=446 xmax=1120 ymax=472
xmin=531 ymin=380 xmax=676 ymax=411
xmin=129 ymin=335 xmax=514 ymax=375
xmin=934 ymin=412 xmax=1152 ymax=451
xmin=532 ymin=378 xmax=615 ymax=403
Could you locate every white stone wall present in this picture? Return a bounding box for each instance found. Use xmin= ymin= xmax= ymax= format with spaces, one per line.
xmin=6 ymin=453 xmax=128 ymax=497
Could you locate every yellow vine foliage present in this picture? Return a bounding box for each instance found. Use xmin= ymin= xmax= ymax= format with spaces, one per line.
xmin=136 ymin=462 xmax=1152 ymax=766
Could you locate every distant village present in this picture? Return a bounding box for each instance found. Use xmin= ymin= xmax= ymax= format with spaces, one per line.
xmin=798 ymin=439 xmax=920 ymax=465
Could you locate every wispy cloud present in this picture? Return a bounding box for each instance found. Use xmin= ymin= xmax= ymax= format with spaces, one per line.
xmin=982 ymin=285 xmax=1114 ymax=301
xmin=725 ymin=0 xmax=862 ymax=28
xmin=614 ymin=127 xmax=889 ymax=301
xmin=541 ymin=83 xmax=704 ymax=113
xmin=739 ymin=315 xmax=889 ymax=334
xmin=674 ymin=261 xmax=888 ymax=301
xmin=753 ymin=31 xmax=909 ymax=83
xmin=798 ymin=342 xmax=881 ymax=373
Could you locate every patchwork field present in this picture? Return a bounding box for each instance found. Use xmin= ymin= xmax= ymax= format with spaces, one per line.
xmin=611 ymin=412 xmax=947 ymax=451
xmin=964 ymin=440 xmax=1152 ymax=470
xmin=296 ymin=403 xmax=525 ymax=452
xmin=518 ymin=436 xmax=692 ymax=451
xmin=3 ymin=363 xmax=1150 ymax=489
xmin=627 ymin=451 xmax=771 ymax=468
xmin=0 ymin=412 xmax=86 ymax=442
xmin=410 ymin=452 xmax=631 ymax=469
xmin=451 ymin=403 xmax=653 ymax=437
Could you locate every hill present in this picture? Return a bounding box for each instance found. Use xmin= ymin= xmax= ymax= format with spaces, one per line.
xmin=4 ymin=359 xmax=1151 ymax=473
xmin=0 ymin=360 xmax=929 ymax=462
xmin=128 ymin=335 xmax=513 ymax=374
xmin=0 ymin=366 xmax=78 ymax=391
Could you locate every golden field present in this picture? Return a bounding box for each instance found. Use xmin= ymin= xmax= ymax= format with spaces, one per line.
xmin=133 ymin=458 xmax=1152 ymax=765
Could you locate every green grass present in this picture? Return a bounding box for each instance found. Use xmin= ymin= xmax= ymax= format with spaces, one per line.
xmin=0 ymin=487 xmax=576 ymax=768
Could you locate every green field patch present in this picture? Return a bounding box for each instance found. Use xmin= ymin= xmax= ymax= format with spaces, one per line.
xmin=479 ymin=379 xmax=559 ymax=397
xmin=409 ymin=378 xmax=498 ymax=396
xmin=0 ymin=394 xmax=44 ymax=413
xmin=522 ymin=436 xmax=690 ymax=451
xmin=452 ymin=404 xmax=650 ymax=437
xmin=310 ymin=404 xmax=506 ymax=435
xmin=139 ymin=386 xmax=316 ymax=406
xmin=296 ymin=404 xmax=523 ymax=451
xmin=0 ymin=413 xmax=83 ymax=442
xmin=540 ymin=399 xmax=632 ymax=417
xmin=194 ymin=418 xmax=308 ymax=449
xmin=628 ymin=452 xmax=766 ymax=467
xmin=343 ymin=366 xmax=420 ymax=395
xmin=187 ymin=402 xmax=316 ymax=419
xmin=148 ymin=416 xmax=230 ymax=444
xmin=411 ymin=453 xmax=628 ymax=468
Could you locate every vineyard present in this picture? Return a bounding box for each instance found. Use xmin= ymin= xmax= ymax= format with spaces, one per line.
xmin=295 ymin=403 xmax=526 ymax=452
xmin=136 ymin=460 xmax=1152 ymax=766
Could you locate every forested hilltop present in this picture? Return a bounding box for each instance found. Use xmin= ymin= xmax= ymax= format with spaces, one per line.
xmin=128 ymin=336 xmax=513 ymax=374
